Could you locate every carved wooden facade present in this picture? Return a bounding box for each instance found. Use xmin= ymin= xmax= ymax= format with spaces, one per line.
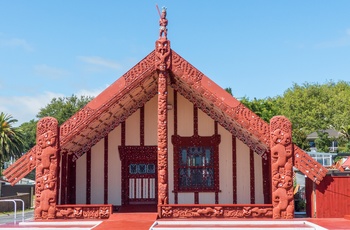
xmin=3 ymin=9 xmax=328 ymax=221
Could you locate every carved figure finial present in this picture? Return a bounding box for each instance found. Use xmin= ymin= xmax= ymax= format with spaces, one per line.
xmin=156 ymin=5 xmax=168 ymax=39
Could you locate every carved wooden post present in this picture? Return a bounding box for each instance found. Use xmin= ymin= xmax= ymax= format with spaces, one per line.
xmin=155 ymin=7 xmax=171 ymax=218
xmin=34 ymin=117 xmax=59 ymax=219
xmin=270 ymin=116 xmax=294 ymax=219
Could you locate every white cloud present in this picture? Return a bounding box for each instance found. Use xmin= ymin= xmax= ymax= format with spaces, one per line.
xmin=314 ymin=28 xmax=350 ymax=48
xmin=0 ymin=86 xmax=109 ymax=126
xmin=0 ymin=91 xmax=64 ymax=126
xmin=76 ymin=87 xmax=105 ymax=97
xmin=78 ymin=56 xmax=122 ymax=70
xmin=34 ymin=64 xmax=69 ymax=79
xmin=0 ymin=38 xmax=34 ymax=51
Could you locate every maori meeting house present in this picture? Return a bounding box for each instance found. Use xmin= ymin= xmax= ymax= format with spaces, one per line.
xmin=3 ymin=7 xmax=329 ymax=222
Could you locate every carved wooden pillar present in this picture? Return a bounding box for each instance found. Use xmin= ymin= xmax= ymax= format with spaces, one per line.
xmin=34 ymin=117 xmax=59 ymax=219
xmin=270 ymin=116 xmax=294 ymax=219
xmin=155 ymin=34 xmax=171 ymax=217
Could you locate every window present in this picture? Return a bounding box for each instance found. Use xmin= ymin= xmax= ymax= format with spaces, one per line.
xmin=178 ymin=146 xmax=214 ymax=190
xmin=308 ymin=152 xmax=335 ymax=167
xmin=172 ymin=134 xmax=221 ymax=192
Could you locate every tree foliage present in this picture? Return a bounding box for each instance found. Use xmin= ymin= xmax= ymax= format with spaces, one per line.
xmin=20 ymin=119 xmax=38 ymax=152
xmin=236 ymin=80 xmax=350 ymax=151
xmin=0 ymin=112 xmax=25 ymax=169
xmin=37 ymin=95 xmax=94 ymax=125
xmin=240 ymin=96 xmax=280 ymax=123
xmin=19 ymin=95 xmax=94 ymax=151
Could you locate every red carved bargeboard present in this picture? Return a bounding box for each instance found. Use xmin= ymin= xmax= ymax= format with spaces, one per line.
xmin=159 ymin=204 xmax=273 ymax=218
xmin=56 ymin=204 xmax=112 ymax=219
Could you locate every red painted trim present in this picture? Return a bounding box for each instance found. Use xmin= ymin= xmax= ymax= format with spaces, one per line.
xmin=194 ymin=192 xmax=199 ymax=204
xmin=140 ymin=106 xmax=144 ymax=146
xmin=194 ymin=105 xmax=198 ymax=136
xmin=86 ymin=149 xmax=91 ymax=204
xmin=71 ymin=159 xmax=76 ymax=204
xmin=104 ymin=136 xmax=108 ymax=204
xmin=173 ymin=90 xmax=178 ymax=203
xmin=174 ymin=90 xmax=177 ymax=136
xmin=262 ymin=152 xmax=271 ymax=203
xmin=250 ymin=149 xmax=255 ymax=204
xmin=67 ymin=154 xmax=76 ymax=204
xmin=232 ymin=136 xmax=237 ymax=204
xmin=61 ymin=153 xmax=67 ymax=204
xmin=121 ymin=122 xmax=125 ymax=146
xmin=56 ymin=150 xmax=61 ymax=204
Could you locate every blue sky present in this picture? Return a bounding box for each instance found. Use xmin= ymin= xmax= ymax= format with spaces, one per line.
xmin=1 ymin=1 xmax=350 ymax=125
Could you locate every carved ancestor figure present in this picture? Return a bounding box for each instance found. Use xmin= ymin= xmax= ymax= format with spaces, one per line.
xmin=158 ymin=169 xmax=168 ymax=205
xmin=35 ymin=188 xmax=56 ymax=219
xmin=271 ymin=129 xmax=293 ymax=176
xmin=270 ymin=116 xmax=294 ymax=219
xmin=155 ymin=39 xmax=171 ymax=71
xmin=272 ymin=175 xmax=294 ymax=218
xmin=158 ymin=6 xmax=168 ymax=39
xmin=36 ymin=130 xmax=57 ymax=176
xmin=35 ymin=117 xmax=59 ymax=220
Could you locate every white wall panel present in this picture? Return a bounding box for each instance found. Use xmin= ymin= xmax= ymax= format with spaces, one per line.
xmin=177 ymin=94 xmax=193 ymax=136
xmin=108 ymin=126 xmax=121 ymax=205
xmin=75 ymin=153 xmax=86 ymax=204
xmin=236 ymin=139 xmax=251 ymax=203
xmin=145 ymin=96 xmax=157 ymax=145
xmin=218 ymin=125 xmax=233 ymax=204
xmin=198 ymin=109 xmax=214 ymax=136
xmin=167 ymin=87 xmax=175 ymax=204
xmin=126 ymin=110 xmax=140 ymax=145
xmin=91 ymin=139 xmax=104 ymax=204
xmin=178 ymin=193 xmax=194 ymax=204
xmin=199 ymin=193 xmax=215 ymax=204
xmin=254 ymin=152 xmax=264 ymax=204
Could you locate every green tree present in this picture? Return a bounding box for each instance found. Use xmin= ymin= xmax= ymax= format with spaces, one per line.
xmin=240 ymin=96 xmax=280 ymax=123
xmin=19 ymin=119 xmax=38 ymax=152
xmin=276 ymin=81 xmax=350 ymax=149
xmin=315 ymin=131 xmax=331 ymax=153
xmin=238 ymin=81 xmax=350 ymax=151
xmin=37 ymin=95 xmax=94 ymax=125
xmin=19 ymin=94 xmax=93 ymax=156
xmin=225 ymin=87 xmax=233 ymax=96
xmin=0 ymin=112 xmax=25 ymax=171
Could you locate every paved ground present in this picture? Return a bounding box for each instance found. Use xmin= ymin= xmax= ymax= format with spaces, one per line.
xmin=0 ymin=209 xmax=34 ymax=225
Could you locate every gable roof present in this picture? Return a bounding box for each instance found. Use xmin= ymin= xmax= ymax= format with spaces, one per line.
xmin=3 ymin=48 xmax=327 ymax=185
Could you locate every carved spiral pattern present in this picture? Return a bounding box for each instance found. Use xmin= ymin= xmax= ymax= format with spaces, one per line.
xmin=35 ymin=117 xmax=59 ymax=220
xmin=270 ymin=116 xmax=294 ymax=219
xmin=160 ymin=205 xmax=273 ymax=218
xmin=125 ymin=52 xmax=155 ymax=84
xmin=56 ymin=205 xmax=111 ymax=219
xmin=157 ymin=71 xmax=168 ymax=207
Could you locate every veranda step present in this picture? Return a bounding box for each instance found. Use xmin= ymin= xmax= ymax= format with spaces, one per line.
xmin=150 ymin=220 xmax=327 ymax=230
